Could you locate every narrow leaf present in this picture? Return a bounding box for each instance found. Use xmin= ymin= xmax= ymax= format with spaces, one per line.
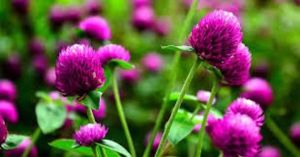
xmin=109 ymin=59 xmax=135 ymax=70
xmin=99 ymin=139 xmax=131 ymax=157
xmin=168 ymin=92 xmax=199 ymax=106
xmin=49 ymin=139 xmax=93 ymax=156
xmin=161 ymin=45 xmax=194 ymax=52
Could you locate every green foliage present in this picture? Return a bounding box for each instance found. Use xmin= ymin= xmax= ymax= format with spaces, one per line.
xmin=1 ymin=134 xmax=27 ymax=150
xmin=161 ymin=45 xmax=194 ymax=53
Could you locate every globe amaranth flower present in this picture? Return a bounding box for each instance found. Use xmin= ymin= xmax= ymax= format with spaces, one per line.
xmin=49 ymin=5 xmax=66 ymax=30
xmin=196 ymin=90 xmax=216 ymax=104
xmin=206 ymin=114 xmax=262 ymax=157
xmin=44 ymin=67 xmax=56 ymax=87
xmin=240 ymin=77 xmax=273 ymax=108
xmin=119 ymin=69 xmax=140 ymax=84
xmin=0 ymin=100 xmax=19 ymax=124
xmin=257 ymin=146 xmax=281 ymax=157
xmin=226 ymin=98 xmax=264 ymax=127
xmin=97 ymin=44 xmax=130 ymax=65
xmin=145 ymin=132 xmax=162 ymax=151
xmin=86 ymin=0 xmax=102 ymax=15
xmin=79 ymin=16 xmax=111 ymax=41
xmin=290 ymin=122 xmax=300 ymax=147
xmin=55 ymin=44 xmax=105 ymax=96
xmin=5 ymin=138 xmax=38 ymax=157
xmin=189 ymin=10 xmax=242 ymax=66
xmin=0 ymin=116 xmax=8 ymax=145
xmin=74 ymin=123 xmax=108 ymax=146
xmin=153 ymin=17 xmax=171 ymax=37
xmin=142 ymin=53 xmax=164 ymax=73
xmin=32 ymin=54 xmax=49 ymax=76
xmin=220 ymin=43 xmax=251 ymax=86
xmin=132 ymin=6 xmax=155 ymax=31
xmin=28 ymin=38 xmax=45 ymax=56
xmin=2 ymin=54 xmax=22 ymax=80
xmin=65 ymin=6 xmax=81 ymax=24
xmin=0 ymin=79 xmax=17 ymax=102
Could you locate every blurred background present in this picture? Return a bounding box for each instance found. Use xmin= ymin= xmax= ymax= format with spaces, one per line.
xmin=1 ymin=0 xmax=300 ymax=156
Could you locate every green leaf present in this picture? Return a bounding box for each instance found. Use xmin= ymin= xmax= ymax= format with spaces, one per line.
xmin=168 ymin=109 xmax=202 ymax=145
xmin=98 ymin=139 xmax=131 ymax=157
xmin=1 ymin=134 xmax=27 ymax=150
xmin=80 ymin=91 xmax=102 ymax=109
xmin=161 ymin=45 xmax=194 ymax=52
xmin=36 ymin=91 xmax=52 ymax=103
xmin=49 ymin=139 xmax=93 ymax=156
xmin=168 ymin=92 xmax=199 ymax=106
xmin=109 ymin=59 xmax=135 ymax=70
xmin=98 ymin=66 xmax=112 ymax=93
xmin=36 ymin=102 xmax=67 ymax=134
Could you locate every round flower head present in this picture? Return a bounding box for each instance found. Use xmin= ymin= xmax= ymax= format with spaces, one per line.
xmin=12 ymin=0 xmax=29 ymax=14
xmin=145 ymin=132 xmax=162 ymax=151
xmin=132 ymin=6 xmax=155 ymax=31
xmin=0 ymin=79 xmax=17 ymax=102
xmin=240 ymin=77 xmax=273 ymax=108
xmin=28 ymin=38 xmax=45 ymax=56
xmin=79 ymin=16 xmax=111 ymax=41
xmin=257 ymin=146 xmax=281 ymax=157
xmin=55 ymin=44 xmax=105 ymax=96
xmin=206 ymin=114 xmax=262 ymax=157
xmin=290 ymin=122 xmax=300 ymax=147
xmin=0 ymin=100 xmax=19 ymax=124
xmin=74 ymin=123 xmax=108 ymax=146
xmin=0 ymin=116 xmax=8 ymax=145
xmin=197 ymin=90 xmax=216 ymax=104
xmin=189 ymin=10 xmax=242 ymax=66
xmin=5 ymin=138 xmax=38 ymax=157
xmin=119 ymin=69 xmax=140 ymax=84
xmin=226 ymin=98 xmax=264 ymax=127
xmin=2 ymin=54 xmax=22 ymax=80
xmin=86 ymin=0 xmax=102 ymax=15
xmin=142 ymin=53 xmax=164 ymax=73
xmin=220 ymin=43 xmax=251 ymax=86
xmin=97 ymin=44 xmax=130 ymax=65
xmin=44 ymin=67 xmax=56 ymax=87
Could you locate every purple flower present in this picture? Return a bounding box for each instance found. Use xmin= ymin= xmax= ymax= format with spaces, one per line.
xmin=1 ymin=54 xmax=22 ymax=80
xmin=193 ymin=124 xmax=202 ymax=133
xmin=0 ymin=116 xmax=8 ymax=145
xmin=206 ymin=114 xmax=262 ymax=157
xmin=145 ymin=132 xmax=162 ymax=151
xmin=86 ymin=0 xmax=102 ymax=15
xmin=132 ymin=0 xmax=151 ymax=8
xmin=74 ymin=123 xmax=108 ymax=146
xmin=0 ymin=79 xmax=17 ymax=102
xmin=226 ymin=98 xmax=264 ymax=127
xmin=132 ymin=6 xmax=155 ymax=31
xmin=189 ymin=10 xmax=242 ymax=66
xmin=55 ymin=44 xmax=105 ymax=96
xmin=252 ymin=61 xmax=270 ymax=78
xmin=142 ymin=53 xmax=164 ymax=73
xmin=32 ymin=54 xmax=49 ymax=76
xmin=12 ymin=0 xmax=29 ymax=14
xmin=5 ymin=138 xmax=38 ymax=157
xmin=0 ymin=100 xmax=19 ymax=124
xmin=220 ymin=43 xmax=251 ymax=86
xmin=257 ymin=146 xmax=281 ymax=157
xmin=119 ymin=69 xmax=140 ymax=84
xmin=290 ymin=122 xmax=300 ymax=147
xmin=153 ymin=17 xmax=171 ymax=36
xmin=196 ymin=90 xmax=216 ymax=104
xmin=28 ymin=38 xmax=45 ymax=56
xmin=65 ymin=6 xmax=81 ymax=24
xmin=49 ymin=5 xmax=66 ymax=30
xmin=44 ymin=67 xmax=56 ymax=87
xmin=97 ymin=44 xmax=130 ymax=65
xmin=79 ymin=16 xmax=111 ymax=41
xmin=240 ymin=77 xmax=273 ymax=108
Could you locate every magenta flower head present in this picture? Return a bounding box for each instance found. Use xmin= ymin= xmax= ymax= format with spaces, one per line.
xmin=189 ymin=10 xmax=242 ymax=66
xmin=206 ymin=114 xmax=262 ymax=157
xmin=0 ymin=116 xmax=8 ymax=145
xmin=97 ymin=44 xmax=130 ymax=65
xmin=65 ymin=6 xmax=81 ymax=24
xmin=226 ymin=98 xmax=264 ymax=127
xmin=196 ymin=90 xmax=216 ymax=104
xmin=153 ymin=18 xmax=171 ymax=37
xmin=145 ymin=132 xmax=162 ymax=151
xmin=49 ymin=5 xmax=66 ymax=30
xmin=132 ymin=6 xmax=155 ymax=31
xmin=28 ymin=38 xmax=45 ymax=56
xmin=0 ymin=79 xmax=17 ymax=102
xmin=0 ymin=100 xmax=19 ymax=124
xmin=5 ymin=138 xmax=38 ymax=157
xmin=12 ymin=0 xmax=30 ymax=15
xmin=240 ymin=77 xmax=273 ymax=108
xmin=74 ymin=123 xmax=108 ymax=146
xmin=142 ymin=53 xmax=164 ymax=73
xmin=290 ymin=122 xmax=300 ymax=147
xmin=2 ymin=54 xmax=22 ymax=80
xmin=132 ymin=0 xmax=151 ymax=8
xmin=44 ymin=67 xmax=56 ymax=87
xmin=220 ymin=43 xmax=251 ymax=86
xmin=257 ymin=146 xmax=281 ymax=157
xmin=79 ymin=16 xmax=111 ymax=41
xmin=55 ymin=44 xmax=105 ymax=96
xmin=119 ymin=69 xmax=140 ymax=84
xmin=86 ymin=0 xmax=102 ymax=15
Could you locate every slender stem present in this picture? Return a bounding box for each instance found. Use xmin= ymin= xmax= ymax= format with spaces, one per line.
xmin=92 ymin=145 xmax=100 ymax=157
xmin=154 ymin=57 xmax=199 ymax=157
xmin=190 ymin=103 xmax=205 ymax=120
xmin=87 ymin=106 xmax=97 ymax=124
xmin=21 ymin=128 xmax=41 ymax=157
xmin=195 ymin=75 xmax=219 ymax=157
xmin=112 ymin=71 xmax=136 ymax=157
xmin=266 ymin=114 xmax=300 ymax=157
xmin=143 ymin=0 xmax=200 ymax=156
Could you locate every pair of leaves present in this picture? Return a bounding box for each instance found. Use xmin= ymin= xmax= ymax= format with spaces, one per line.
xmin=1 ymin=134 xmax=27 ymax=150
xmin=49 ymin=139 xmax=131 ymax=157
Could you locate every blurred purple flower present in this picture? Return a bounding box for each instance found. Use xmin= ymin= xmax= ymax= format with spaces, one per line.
xmin=196 ymin=90 xmax=216 ymax=104
xmin=97 ymin=44 xmax=130 ymax=65
xmin=153 ymin=17 xmax=171 ymax=37
xmin=49 ymin=5 xmax=66 ymax=30
xmin=0 ymin=100 xmax=19 ymax=124
xmin=28 ymin=38 xmax=45 ymax=56
xmin=5 ymin=138 xmax=38 ymax=157
xmin=0 ymin=79 xmax=17 ymax=102
xmin=252 ymin=61 xmax=270 ymax=78
xmin=240 ymin=77 xmax=273 ymax=109
xmin=79 ymin=16 xmax=111 ymax=41
xmin=65 ymin=6 xmax=82 ymax=24
xmin=145 ymin=132 xmax=162 ymax=151
xmin=74 ymin=123 xmax=108 ymax=146
xmin=132 ymin=0 xmax=151 ymax=8
xmin=44 ymin=67 xmax=56 ymax=87
xmin=132 ymin=6 xmax=155 ymax=31
xmin=119 ymin=69 xmax=140 ymax=84
xmin=142 ymin=53 xmax=164 ymax=73
xmin=290 ymin=122 xmax=300 ymax=147
xmin=32 ymin=54 xmax=49 ymax=77
xmin=257 ymin=146 xmax=281 ymax=157
xmin=86 ymin=0 xmax=102 ymax=15
xmin=1 ymin=54 xmax=22 ymax=80
xmin=12 ymin=0 xmax=30 ymax=15
xmin=55 ymin=44 xmax=105 ymax=96
xmin=0 ymin=116 xmax=8 ymax=145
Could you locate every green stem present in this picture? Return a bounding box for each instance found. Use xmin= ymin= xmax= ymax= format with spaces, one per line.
xmin=92 ymin=145 xmax=100 ymax=157
xmin=21 ymin=128 xmax=41 ymax=157
xmin=266 ymin=114 xmax=300 ymax=157
xmin=195 ymin=75 xmax=219 ymax=157
xmin=112 ymin=71 xmax=136 ymax=157
xmin=154 ymin=57 xmax=199 ymax=157
xmin=143 ymin=0 xmax=200 ymax=156
xmin=87 ymin=106 xmax=97 ymax=124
